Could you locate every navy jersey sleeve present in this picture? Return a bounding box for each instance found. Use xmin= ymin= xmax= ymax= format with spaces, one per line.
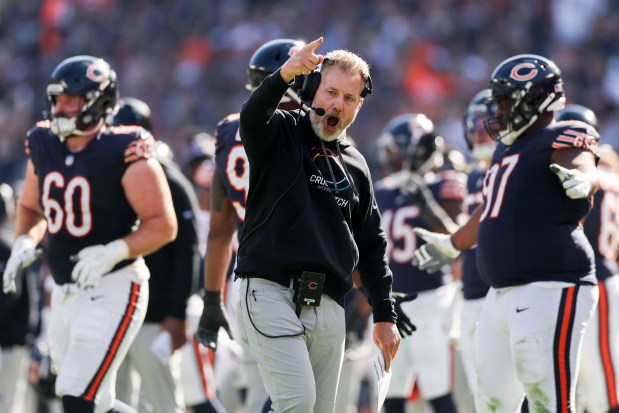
xmin=551 ymin=120 xmax=600 ymax=158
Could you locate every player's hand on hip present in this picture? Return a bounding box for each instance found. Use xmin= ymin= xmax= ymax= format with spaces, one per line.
xmin=549 ymin=163 xmax=592 ymax=199
xmin=3 ymin=235 xmax=41 ymax=294
xmin=195 ymin=290 xmax=232 ymax=351
xmin=392 ymin=291 xmax=418 ymax=337
xmin=373 ymin=322 xmax=400 ymax=372
xmin=71 ymin=239 xmax=129 ymax=289
xmin=411 ymin=228 xmax=460 ymax=273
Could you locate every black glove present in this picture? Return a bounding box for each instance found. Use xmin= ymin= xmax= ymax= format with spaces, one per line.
xmin=393 ymin=291 xmax=418 ymax=337
xmin=195 ymin=290 xmax=232 ymax=351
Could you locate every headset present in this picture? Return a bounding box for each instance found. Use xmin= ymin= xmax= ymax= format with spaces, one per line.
xmin=297 ymin=58 xmax=373 ymax=109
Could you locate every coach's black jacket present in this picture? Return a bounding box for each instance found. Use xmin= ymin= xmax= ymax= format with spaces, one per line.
xmin=236 ymin=68 xmax=396 ymax=323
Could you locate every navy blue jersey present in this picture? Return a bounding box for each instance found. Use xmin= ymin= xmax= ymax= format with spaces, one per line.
xmin=214 ymin=113 xmax=248 ymax=236
xmin=477 ymin=122 xmax=599 ymax=287
xmin=375 ymin=171 xmax=465 ymax=292
xmin=583 ymin=166 xmax=619 ymax=281
xmin=26 ymin=122 xmax=154 ymax=284
xmin=461 ymin=165 xmax=490 ymax=300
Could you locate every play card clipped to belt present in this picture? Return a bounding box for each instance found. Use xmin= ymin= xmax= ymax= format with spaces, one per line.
xmin=295 ymin=271 xmax=326 ymax=314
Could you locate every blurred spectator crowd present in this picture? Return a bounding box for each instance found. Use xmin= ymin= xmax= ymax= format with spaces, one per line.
xmin=1 ymin=0 xmax=619 ymax=184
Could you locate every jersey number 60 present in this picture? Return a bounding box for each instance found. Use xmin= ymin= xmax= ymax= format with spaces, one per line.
xmin=42 ymin=172 xmax=92 ymax=237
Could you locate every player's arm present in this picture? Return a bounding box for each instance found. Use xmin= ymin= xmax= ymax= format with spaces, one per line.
xmin=550 ymin=147 xmax=599 ymax=199
xmin=204 ymin=170 xmax=237 ymax=292
xmin=3 ymin=160 xmax=46 ymax=293
xmin=14 ymin=160 xmax=47 ymax=243
xmin=122 ymin=157 xmax=177 ymax=256
xmin=451 ymin=205 xmax=482 ymax=251
xmin=412 ymin=205 xmax=482 ymax=273
xmin=438 ymin=196 xmax=465 ymax=279
xmin=411 ymin=174 xmax=458 ymax=234
xmin=196 ymin=170 xmax=236 ymax=350
xmin=203 ymin=206 xmax=235 ymax=292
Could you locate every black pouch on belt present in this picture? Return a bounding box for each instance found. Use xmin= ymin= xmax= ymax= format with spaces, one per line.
xmin=294 ymin=271 xmax=326 ymax=315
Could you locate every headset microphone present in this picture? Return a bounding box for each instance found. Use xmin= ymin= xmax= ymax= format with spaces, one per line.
xmin=311 ymin=107 xmax=326 ymax=116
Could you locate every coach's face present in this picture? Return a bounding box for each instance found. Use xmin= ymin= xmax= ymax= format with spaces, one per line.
xmin=310 ymin=66 xmax=364 ymax=142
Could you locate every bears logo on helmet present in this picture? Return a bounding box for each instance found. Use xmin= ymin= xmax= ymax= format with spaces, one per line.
xmin=485 ymin=54 xmax=566 ymax=145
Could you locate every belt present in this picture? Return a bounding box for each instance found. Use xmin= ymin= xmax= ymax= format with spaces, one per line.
xmin=241 ymin=275 xmax=296 ymax=290
xmin=272 ymin=278 xmax=296 ymax=289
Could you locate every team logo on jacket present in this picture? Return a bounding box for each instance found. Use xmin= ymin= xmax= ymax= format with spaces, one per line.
xmin=309 ymin=146 xmax=352 ymax=194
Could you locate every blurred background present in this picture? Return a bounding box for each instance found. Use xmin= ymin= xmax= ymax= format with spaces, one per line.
xmin=1 ymin=0 xmax=619 ymax=184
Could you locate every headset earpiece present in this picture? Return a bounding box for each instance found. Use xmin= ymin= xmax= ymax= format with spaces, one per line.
xmin=361 ymin=75 xmax=372 ymax=98
xmin=299 ymin=71 xmax=322 ymax=105
xmin=298 ymin=58 xmax=373 ymax=105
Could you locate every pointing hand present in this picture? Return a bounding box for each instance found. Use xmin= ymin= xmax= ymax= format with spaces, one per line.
xmin=549 ymin=163 xmax=592 ymax=199
xmin=280 ymin=37 xmax=325 ymax=83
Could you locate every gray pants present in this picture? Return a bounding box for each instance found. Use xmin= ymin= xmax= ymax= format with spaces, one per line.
xmin=236 ymin=278 xmax=346 ymax=413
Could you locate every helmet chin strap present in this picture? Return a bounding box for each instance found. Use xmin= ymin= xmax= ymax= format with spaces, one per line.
xmin=51 ymin=117 xmax=103 ymax=141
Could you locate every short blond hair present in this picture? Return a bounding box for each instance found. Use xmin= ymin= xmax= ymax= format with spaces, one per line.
xmin=322 ymin=50 xmax=371 ymax=94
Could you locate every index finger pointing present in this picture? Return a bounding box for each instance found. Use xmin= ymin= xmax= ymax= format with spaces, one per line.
xmin=306 ymin=36 xmax=324 ymax=53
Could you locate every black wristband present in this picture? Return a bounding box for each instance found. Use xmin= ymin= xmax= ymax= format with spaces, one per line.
xmin=203 ymin=290 xmax=222 ymax=303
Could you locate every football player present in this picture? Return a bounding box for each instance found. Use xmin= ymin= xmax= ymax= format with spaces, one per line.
xmin=2 ymin=55 xmax=177 ymax=413
xmin=412 ymin=54 xmax=600 ymax=412
xmin=374 ymin=114 xmax=465 ymax=413
xmin=556 ymin=105 xmax=619 ymax=413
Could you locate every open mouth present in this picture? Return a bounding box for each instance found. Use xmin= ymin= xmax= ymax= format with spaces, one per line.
xmin=326 ymin=116 xmax=339 ymax=129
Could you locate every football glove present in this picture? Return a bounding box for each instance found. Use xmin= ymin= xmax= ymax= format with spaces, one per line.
xmin=3 ymin=235 xmax=41 ymax=293
xmin=71 ymin=239 xmax=129 ymax=289
xmin=195 ymin=290 xmax=232 ymax=351
xmin=392 ymin=291 xmax=418 ymax=337
xmin=549 ymin=163 xmax=592 ymax=199
xmin=411 ymin=228 xmax=460 ymax=274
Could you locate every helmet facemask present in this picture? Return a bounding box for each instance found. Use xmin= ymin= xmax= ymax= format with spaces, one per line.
xmin=485 ymin=80 xmax=565 ymax=146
